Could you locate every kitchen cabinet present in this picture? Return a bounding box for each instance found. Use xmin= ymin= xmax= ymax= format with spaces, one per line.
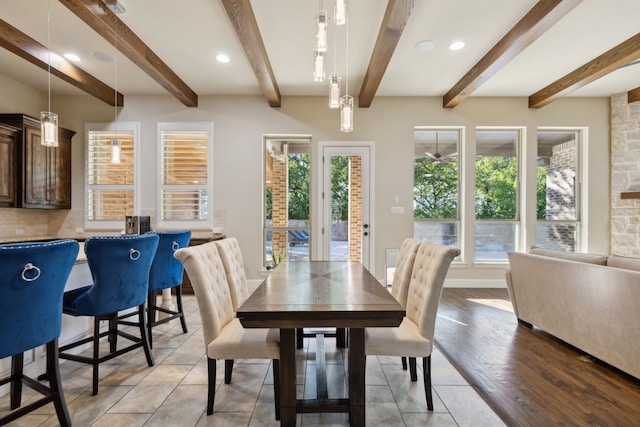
xmin=0 ymin=123 xmax=19 ymax=207
xmin=0 ymin=114 xmax=75 ymax=209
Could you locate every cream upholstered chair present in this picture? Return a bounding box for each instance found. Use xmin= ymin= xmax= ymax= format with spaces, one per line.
xmin=389 ymin=238 xmax=421 ymax=372
xmin=173 ymin=241 xmax=280 ymax=418
xmin=213 ymin=237 xmax=250 ymax=382
xmin=365 ymin=241 xmax=460 ymax=410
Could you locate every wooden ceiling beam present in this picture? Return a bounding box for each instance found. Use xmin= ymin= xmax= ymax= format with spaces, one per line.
xmin=359 ymin=0 xmax=414 ymax=108
xmin=628 ymin=87 xmax=640 ymax=103
xmin=443 ymin=0 xmax=581 ymax=109
xmin=0 ymin=19 xmax=122 ymax=106
xmin=59 ymin=0 xmax=198 ymax=107
xmin=221 ymin=0 xmax=281 ymax=107
xmin=529 ymin=32 xmax=640 ymax=108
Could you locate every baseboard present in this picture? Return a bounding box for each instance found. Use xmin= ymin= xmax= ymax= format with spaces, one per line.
xmin=444 ymin=278 xmax=507 ymax=288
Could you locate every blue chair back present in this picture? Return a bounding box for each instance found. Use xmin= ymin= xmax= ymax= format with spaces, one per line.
xmin=70 ymin=234 xmax=159 ymax=316
xmin=148 ymin=230 xmax=191 ymax=293
xmin=0 ymin=240 xmax=79 ymax=359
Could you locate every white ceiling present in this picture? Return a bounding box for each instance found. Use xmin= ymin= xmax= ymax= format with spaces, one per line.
xmin=1 ymin=0 xmax=639 ymax=102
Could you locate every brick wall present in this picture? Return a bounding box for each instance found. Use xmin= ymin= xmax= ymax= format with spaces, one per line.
xmin=349 ymin=156 xmax=362 ymax=261
xmin=271 ymin=143 xmax=289 ymax=256
xmin=545 ymin=140 xmax=577 ymax=251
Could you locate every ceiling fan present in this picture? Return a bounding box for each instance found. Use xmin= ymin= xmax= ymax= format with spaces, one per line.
xmin=424 ymin=132 xmax=457 ymax=165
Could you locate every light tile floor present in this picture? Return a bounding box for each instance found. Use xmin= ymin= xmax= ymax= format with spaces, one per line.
xmin=1 ymin=296 xmax=505 ymax=426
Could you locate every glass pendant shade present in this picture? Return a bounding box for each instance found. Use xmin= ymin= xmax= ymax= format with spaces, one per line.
xmin=110 ymin=139 xmax=121 ymax=164
xmin=313 ymin=49 xmax=325 ymax=82
xmin=316 ymin=11 xmax=328 ymax=52
xmin=329 ymin=73 xmax=341 ymax=109
xmin=40 ymin=111 xmax=58 ymax=147
xmin=340 ymin=95 xmax=353 ymax=132
xmin=335 ymin=0 xmax=347 ymax=25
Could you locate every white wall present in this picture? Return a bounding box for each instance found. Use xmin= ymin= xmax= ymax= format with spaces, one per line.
xmin=0 ymin=76 xmax=611 ymax=284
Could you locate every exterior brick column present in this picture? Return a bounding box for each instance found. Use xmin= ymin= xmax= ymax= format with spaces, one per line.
xmin=272 ymin=143 xmax=289 ymax=260
xmin=349 ymin=156 xmax=362 ymax=261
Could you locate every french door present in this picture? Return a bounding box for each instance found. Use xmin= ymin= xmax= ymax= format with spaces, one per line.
xmin=315 ymin=142 xmax=374 ymax=271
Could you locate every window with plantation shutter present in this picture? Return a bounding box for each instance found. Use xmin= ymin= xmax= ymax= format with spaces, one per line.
xmin=85 ymin=122 xmax=140 ymax=230
xmin=158 ymin=122 xmax=213 ymax=229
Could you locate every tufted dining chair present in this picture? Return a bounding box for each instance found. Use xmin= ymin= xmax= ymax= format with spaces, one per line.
xmin=59 ymin=234 xmax=159 ymax=395
xmin=389 ymin=238 xmax=422 ymax=372
xmin=146 ymin=230 xmax=192 ymax=348
xmin=365 ymin=241 xmax=460 ymax=410
xmin=0 ymin=239 xmax=79 ymax=427
xmin=213 ymin=237 xmax=251 ymax=383
xmin=174 ymin=241 xmax=280 ymax=419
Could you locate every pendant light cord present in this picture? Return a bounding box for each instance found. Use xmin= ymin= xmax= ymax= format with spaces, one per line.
xmin=47 ymin=0 xmax=52 ymax=113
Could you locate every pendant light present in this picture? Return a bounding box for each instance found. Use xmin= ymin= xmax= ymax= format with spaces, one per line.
xmin=41 ymin=0 xmax=58 ymax=147
xmin=111 ymin=17 xmax=121 ymax=164
xmin=334 ymin=0 xmax=347 ymax=26
xmin=340 ymin=10 xmax=353 ymax=132
xmin=313 ymin=49 xmax=325 ymax=82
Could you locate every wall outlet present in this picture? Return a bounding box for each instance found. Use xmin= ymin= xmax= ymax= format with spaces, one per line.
xmin=15 ymin=229 xmax=24 ymax=235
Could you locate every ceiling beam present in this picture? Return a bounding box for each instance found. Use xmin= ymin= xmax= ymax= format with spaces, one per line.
xmin=443 ymin=0 xmax=581 ymax=109
xmin=628 ymin=87 xmax=640 ymax=103
xmin=359 ymin=0 xmax=414 ymax=108
xmin=59 ymin=0 xmax=198 ymax=107
xmin=529 ymin=32 xmax=640 ymax=108
xmin=221 ymin=0 xmax=281 ymax=107
xmin=0 ymin=19 xmax=122 ymax=106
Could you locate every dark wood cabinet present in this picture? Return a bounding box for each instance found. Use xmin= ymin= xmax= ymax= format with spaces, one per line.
xmin=0 ymin=124 xmax=19 ymax=207
xmin=0 ymin=114 xmax=75 ymax=209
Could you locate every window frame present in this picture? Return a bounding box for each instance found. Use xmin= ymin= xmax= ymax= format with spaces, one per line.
xmin=413 ymin=126 xmax=463 ymax=256
xmin=535 ymin=127 xmax=583 ymax=252
xmin=474 ymin=126 xmax=523 ymax=263
xmin=156 ymin=122 xmax=214 ymax=231
xmin=84 ymin=121 xmax=141 ymax=231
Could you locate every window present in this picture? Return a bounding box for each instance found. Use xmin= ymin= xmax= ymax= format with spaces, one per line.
xmin=536 ymin=129 xmax=581 ymax=251
xmin=158 ymin=123 xmax=213 ymax=230
xmin=475 ymin=128 xmax=521 ymax=261
xmin=85 ymin=122 xmax=139 ymax=230
xmin=413 ymin=128 xmax=461 ymax=250
xmin=263 ymin=136 xmax=311 ymax=268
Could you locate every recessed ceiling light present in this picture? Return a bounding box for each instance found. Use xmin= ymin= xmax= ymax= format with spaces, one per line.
xmin=216 ymin=54 xmax=230 ymax=64
xmin=64 ymin=53 xmax=81 ymax=62
xmin=92 ymin=51 xmax=114 ymax=62
xmin=449 ymin=41 xmax=465 ymax=51
xmin=414 ymin=40 xmax=434 ymax=53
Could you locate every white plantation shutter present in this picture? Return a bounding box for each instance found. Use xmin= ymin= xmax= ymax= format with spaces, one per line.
xmin=85 ymin=123 xmax=139 ymax=229
xmin=158 ymin=123 xmax=213 ymax=229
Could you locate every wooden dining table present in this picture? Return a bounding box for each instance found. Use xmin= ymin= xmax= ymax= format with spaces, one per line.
xmin=236 ymin=261 xmax=405 ymax=427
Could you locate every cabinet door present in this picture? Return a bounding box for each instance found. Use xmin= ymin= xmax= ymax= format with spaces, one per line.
xmin=0 ymin=125 xmax=18 ymax=207
xmin=48 ymin=128 xmax=73 ymax=208
xmin=23 ymin=123 xmax=50 ymax=207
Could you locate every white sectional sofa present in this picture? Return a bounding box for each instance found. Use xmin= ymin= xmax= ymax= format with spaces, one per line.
xmin=505 ymin=247 xmax=640 ymax=379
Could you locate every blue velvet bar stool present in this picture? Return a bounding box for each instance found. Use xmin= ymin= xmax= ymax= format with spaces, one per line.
xmin=0 ymin=239 xmax=79 ymax=427
xmin=146 ymin=230 xmax=191 ymax=348
xmin=59 ymin=234 xmax=159 ymax=395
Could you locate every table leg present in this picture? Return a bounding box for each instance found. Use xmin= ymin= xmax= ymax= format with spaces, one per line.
xmin=348 ymin=328 xmax=365 ymax=427
xmin=280 ymin=328 xmax=297 ymax=426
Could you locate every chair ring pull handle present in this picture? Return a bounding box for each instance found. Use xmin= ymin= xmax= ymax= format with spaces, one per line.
xmin=21 ymin=263 xmax=41 ymax=282
xmin=130 ymin=248 xmax=141 ymax=261
xmin=172 ymin=241 xmax=180 ymax=251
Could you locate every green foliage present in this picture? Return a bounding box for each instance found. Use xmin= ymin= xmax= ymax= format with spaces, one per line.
xmin=536 ymin=166 xmax=547 ymax=219
xmin=288 ymin=154 xmax=310 ymax=220
xmin=474 ymin=157 xmax=517 ymax=219
xmin=331 ymin=156 xmax=349 ymax=221
xmin=413 ymin=157 xmax=458 ymax=219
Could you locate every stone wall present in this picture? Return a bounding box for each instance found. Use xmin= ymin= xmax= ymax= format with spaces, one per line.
xmin=611 ymin=93 xmax=640 ymax=256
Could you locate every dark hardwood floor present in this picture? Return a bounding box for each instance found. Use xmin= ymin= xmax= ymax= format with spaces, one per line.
xmin=434 ymin=288 xmax=640 ymax=427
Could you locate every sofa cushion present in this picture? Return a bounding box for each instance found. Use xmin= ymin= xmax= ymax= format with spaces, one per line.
xmin=607 ymin=254 xmax=640 ymax=272
xmin=529 ymin=246 xmax=608 ymax=265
